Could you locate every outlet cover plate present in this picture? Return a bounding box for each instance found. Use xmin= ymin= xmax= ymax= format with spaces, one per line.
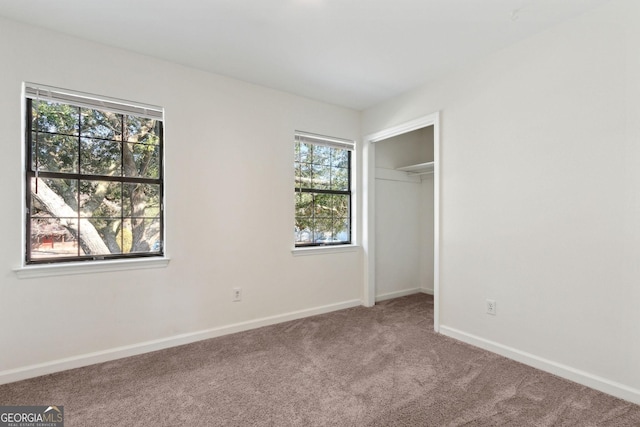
xmin=486 ymin=299 xmax=496 ymax=315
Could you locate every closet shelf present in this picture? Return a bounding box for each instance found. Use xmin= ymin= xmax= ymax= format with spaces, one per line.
xmin=396 ymin=161 xmax=434 ymax=175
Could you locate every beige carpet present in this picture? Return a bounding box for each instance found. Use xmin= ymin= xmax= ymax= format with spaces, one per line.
xmin=1 ymin=294 xmax=639 ymax=426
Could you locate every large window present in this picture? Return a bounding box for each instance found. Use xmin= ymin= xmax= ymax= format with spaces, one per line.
xmin=24 ymin=85 xmax=164 ymax=264
xmin=294 ymin=131 xmax=353 ymax=247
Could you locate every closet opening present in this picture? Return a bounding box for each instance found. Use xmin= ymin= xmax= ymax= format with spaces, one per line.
xmin=362 ymin=113 xmax=440 ymax=332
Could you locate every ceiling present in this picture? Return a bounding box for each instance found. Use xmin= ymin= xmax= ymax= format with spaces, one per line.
xmin=0 ymin=0 xmax=610 ymax=110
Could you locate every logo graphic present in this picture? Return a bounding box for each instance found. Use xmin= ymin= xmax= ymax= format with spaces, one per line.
xmin=0 ymin=405 xmax=64 ymax=427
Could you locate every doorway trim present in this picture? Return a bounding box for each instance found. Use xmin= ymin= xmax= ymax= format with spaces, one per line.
xmin=362 ymin=112 xmax=440 ymax=332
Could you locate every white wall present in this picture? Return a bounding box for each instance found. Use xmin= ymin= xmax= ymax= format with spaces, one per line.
xmin=364 ymin=0 xmax=640 ymax=403
xmin=0 ymin=17 xmax=362 ymax=379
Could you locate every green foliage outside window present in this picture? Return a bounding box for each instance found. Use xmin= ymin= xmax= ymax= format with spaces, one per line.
xmin=294 ymin=140 xmax=351 ymax=246
xmin=27 ymin=98 xmax=163 ymax=262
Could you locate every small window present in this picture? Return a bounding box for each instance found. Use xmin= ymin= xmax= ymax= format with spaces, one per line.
xmin=294 ymin=131 xmax=354 ymax=247
xmin=24 ymin=84 xmax=164 ymax=264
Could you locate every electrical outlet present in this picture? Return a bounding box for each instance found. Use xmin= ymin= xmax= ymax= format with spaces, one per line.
xmin=486 ymin=299 xmax=496 ymax=315
xmin=233 ymin=287 xmax=242 ymax=302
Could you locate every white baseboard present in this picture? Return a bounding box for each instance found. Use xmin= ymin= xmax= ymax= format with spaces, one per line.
xmin=375 ymin=288 xmax=421 ymax=302
xmin=375 ymin=288 xmax=434 ymax=302
xmin=440 ymin=325 xmax=640 ymax=405
xmin=0 ymin=299 xmax=362 ymax=386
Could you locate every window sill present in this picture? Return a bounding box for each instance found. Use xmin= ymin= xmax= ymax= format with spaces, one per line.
xmin=291 ymin=245 xmax=359 ymax=257
xmin=14 ymin=257 xmax=170 ymax=279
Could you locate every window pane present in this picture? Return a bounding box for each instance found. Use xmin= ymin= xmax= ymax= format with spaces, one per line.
xmin=126 ymin=116 xmax=161 ymax=145
xmin=129 ymin=218 xmax=161 ymax=253
xmin=333 ymin=218 xmax=350 ymax=242
xmin=295 ymin=141 xmax=306 ymax=163
xmin=298 ymin=142 xmax=311 ymax=163
xmin=80 ymin=138 xmax=122 ymax=176
xmin=79 ymin=180 xmax=122 ymax=218
xmin=87 ymin=218 xmax=123 ymax=254
xmin=314 ymin=193 xmax=333 ymax=218
xmin=295 ymin=162 xmax=312 ymax=189
xmin=294 ymin=218 xmax=312 ymax=244
xmin=124 ymin=143 xmax=160 ymax=178
xmin=331 ymin=167 xmax=349 ymax=191
xmin=312 ymin=164 xmax=330 ymax=189
xmin=31 ymin=177 xmax=79 ymax=213
xmin=294 ymin=163 xmax=301 ymax=186
xmin=30 ymin=217 xmax=79 ymax=259
xmin=113 ymin=221 xmax=131 ymax=254
xmin=295 ymin=192 xmax=313 ymax=217
xmin=331 ymin=148 xmax=349 ymax=168
xmin=150 ymin=236 xmax=163 ymax=253
xmin=80 ymin=108 xmax=122 ymax=141
xmin=81 ymin=218 xmax=113 ymax=256
xmin=32 ymin=133 xmax=78 ymax=173
xmin=332 ymin=194 xmax=350 ymax=217
xmin=32 ymin=101 xmax=79 ymax=136
xmin=294 ymin=193 xmax=351 ymax=244
xmin=312 ymin=145 xmax=331 ymax=165
xmin=313 ymin=219 xmax=333 ymax=243
xmin=123 ymin=183 xmax=161 ymax=217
